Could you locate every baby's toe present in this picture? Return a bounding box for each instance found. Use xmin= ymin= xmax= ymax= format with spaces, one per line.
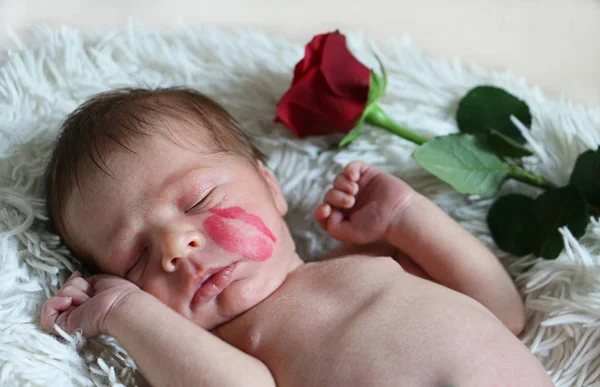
xmin=333 ymin=174 xmax=359 ymax=195
xmin=324 ymin=189 xmax=356 ymax=209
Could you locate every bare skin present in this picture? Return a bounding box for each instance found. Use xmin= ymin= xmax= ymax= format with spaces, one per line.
xmin=217 ymin=161 xmax=552 ymax=386
xmin=40 ymin=128 xmax=552 ymax=387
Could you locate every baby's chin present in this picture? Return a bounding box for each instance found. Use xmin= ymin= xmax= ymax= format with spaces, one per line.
xmin=200 ymin=276 xmax=277 ymax=330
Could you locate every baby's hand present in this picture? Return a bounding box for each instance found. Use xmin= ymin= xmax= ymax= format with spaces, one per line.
xmin=315 ymin=161 xmax=415 ymax=244
xmin=41 ymin=272 xmax=140 ymax=338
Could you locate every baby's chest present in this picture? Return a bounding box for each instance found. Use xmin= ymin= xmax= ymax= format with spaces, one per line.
xmin=235 ymin=257 xmax=400 ymax=348
xmin=242 ymin=259 xmax=487 ymax=386
xmin=245 ymin=259 xmax=440 ymax=384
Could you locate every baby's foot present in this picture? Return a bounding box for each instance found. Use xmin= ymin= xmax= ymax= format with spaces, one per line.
xmin=315 ymin=161 xmax=415 ymax=244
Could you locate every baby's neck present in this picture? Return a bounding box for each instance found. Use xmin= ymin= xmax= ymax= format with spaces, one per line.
xmin=286 ymin=252 xmax=305 ymax=273
xmin=211 ymin=251 xmax=303 ymax=336
xmin=211 ymin=255 xmax=309 ymax=352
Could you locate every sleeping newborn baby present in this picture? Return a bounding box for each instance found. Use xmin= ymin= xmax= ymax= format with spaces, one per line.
xmin=40 ymin=88 xmax=553 ymax=386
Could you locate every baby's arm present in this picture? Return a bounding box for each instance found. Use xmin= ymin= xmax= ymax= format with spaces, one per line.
xmin=106 ymin=291 xmax=275 ymax=387
xmin=41 ymin=273 xmax=274 ymax=387
xmin=385 ymin=191 xmax=526 ymax=334
xmin=316 ymin=161 xmax=526 ymax=334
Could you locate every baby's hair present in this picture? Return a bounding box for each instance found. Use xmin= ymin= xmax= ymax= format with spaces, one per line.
xmin=44 ymin=87 xmax=265 ymax=240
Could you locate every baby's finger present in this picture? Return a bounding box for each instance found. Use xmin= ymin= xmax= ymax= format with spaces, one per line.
xmin=55 ymin=305 xmax=78 ymax=333
xmin=65 ymin=275 xmax=93 ymax=297
xmin=326 ymin=210 xmax=361 ymax=243
xmin=324 ymin=189 xmax=355 ymax=209
xmin=314 ymin=204 xmax=331 ymax=230
xmin=333 ymin=174 xmax=359 ymax=195
xmin=58 ymin=286 xmax=91 ymax=306
xmin=40 ymin=296 xmax=72 ymax=333
xmin=344 ymin=161 xmax=368 ymax=182
xmin=326 ymin=209 xmax=345 ymax=232
xmin=64 ymin=271 xmax=82 ymax=285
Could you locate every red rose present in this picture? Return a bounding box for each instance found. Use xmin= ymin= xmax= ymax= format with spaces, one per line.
xmin=275 ymin=31 xmax=371 ymax=137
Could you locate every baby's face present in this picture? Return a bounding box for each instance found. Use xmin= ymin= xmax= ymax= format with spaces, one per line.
xmin=64 ymin=125 xmax=303 ymax=329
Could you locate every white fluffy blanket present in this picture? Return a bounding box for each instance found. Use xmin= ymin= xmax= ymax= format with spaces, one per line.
xmin=1 ymin=21 xmax=599 ymax=387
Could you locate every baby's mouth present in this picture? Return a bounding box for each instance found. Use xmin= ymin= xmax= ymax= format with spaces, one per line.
xmin=191 ymin=262 xmax=239 ymax=307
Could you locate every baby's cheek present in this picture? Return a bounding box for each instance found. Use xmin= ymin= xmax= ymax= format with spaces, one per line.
xmin=204 ymin=216 xmax=273 ymax=261
xmin=141 ymin=282 xmax=172 ymax=306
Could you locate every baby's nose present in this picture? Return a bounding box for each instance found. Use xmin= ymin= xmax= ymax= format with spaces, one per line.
xmin=161 ymin=230 xmax=204 ymax=272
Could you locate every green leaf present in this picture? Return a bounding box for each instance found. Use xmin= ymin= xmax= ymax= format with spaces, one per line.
xmin=530 ymin=185 xmax=589 ymax=259
xmin=569 ymin=146 xmax=600 ymax=208
xmin=338 ymin=117 xmax=366 ymax=148
xmin=487 ymin=194 xmax=535 ymax=256
xmin=367 ymin=71 xmax=384 ymax=105
xmin=486 ymin=130 xmax=533 ymax=158
xmin=488 ymin=187 xmax=590 ymax=259
xmin=373 ymin=52 xmax=388 ymax=95
xmin=413 ymin=133 xmax=511 ymax=197
xmin=366 ymin=54 xmax=388 ymax=104
xmin=456 ymin=86 xmax=531 ymax=144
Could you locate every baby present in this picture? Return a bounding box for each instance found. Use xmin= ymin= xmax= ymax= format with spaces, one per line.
xmin=40 ymin=88 xmax=553 ymax=387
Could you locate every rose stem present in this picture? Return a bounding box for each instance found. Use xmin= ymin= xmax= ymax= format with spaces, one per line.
xmin=365 ymin=104 xmax=599 ymax=217
xmin=365 ymin=104 xmax=428 ymax=145
xmin=507 ymin=166 xmax=599 ymax=217
xmin=507 ymin=165 xmax=558 ymax=190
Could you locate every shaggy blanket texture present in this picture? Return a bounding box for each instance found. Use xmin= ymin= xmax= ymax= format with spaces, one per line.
xmin=0 ymin=21 xmax=599 ymax=387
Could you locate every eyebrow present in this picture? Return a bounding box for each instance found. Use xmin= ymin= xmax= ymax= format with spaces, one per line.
xmin=158 ymin=165 xmax=201 ymax=197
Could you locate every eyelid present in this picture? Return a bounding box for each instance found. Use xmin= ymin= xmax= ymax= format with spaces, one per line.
xmin=186 ymin=197 xmax=206 ymax=213
xmin=185 ymin=189 xmax=213 ymax=213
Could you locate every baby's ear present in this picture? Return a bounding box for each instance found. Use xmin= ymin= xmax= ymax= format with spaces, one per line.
xmin=257 ymin=160 xmax=288 ymax=216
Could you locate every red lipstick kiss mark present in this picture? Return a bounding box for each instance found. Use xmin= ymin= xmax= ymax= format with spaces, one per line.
xmin=209 ymin=207 xmax=276 ymax=242
xmin=203 ymin=206 xmax=275 ymax=262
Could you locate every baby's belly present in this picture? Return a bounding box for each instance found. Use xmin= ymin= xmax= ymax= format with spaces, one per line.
xmin=227 ymin=257 xmax=550 ymax=387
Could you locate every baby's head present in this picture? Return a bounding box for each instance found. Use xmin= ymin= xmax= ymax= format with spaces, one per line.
xmin=45 ymin=88 xmax=303 ymax=329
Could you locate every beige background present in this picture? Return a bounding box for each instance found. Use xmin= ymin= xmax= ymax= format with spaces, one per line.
xmin=1 ymin=0 xmax=600 ymax=107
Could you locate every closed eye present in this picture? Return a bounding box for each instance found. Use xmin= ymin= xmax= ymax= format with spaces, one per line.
xmin=185 ymin=193 xmax=210 ymax=213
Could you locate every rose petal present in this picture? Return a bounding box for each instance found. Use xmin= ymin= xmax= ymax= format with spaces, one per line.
xmin=275 ymin=31 xmax=371 ymax=137
xmin=275 ymin=68 xmax=364 ymax=136
xmin=292 ymin=33 xmax=328 ymax=85
xmin=279 ymin=103 xmax=338 ymax=137
xmin=320 ymin=32 xmax=370 ymax=101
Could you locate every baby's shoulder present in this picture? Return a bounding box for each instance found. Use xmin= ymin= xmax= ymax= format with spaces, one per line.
xmin=320 ymin=240 xmax=397 ymax=261
xmin=322 ymin=254 xmax=396 ymax=266
xmin=293 ymin=254 xmax=401 ymax=286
